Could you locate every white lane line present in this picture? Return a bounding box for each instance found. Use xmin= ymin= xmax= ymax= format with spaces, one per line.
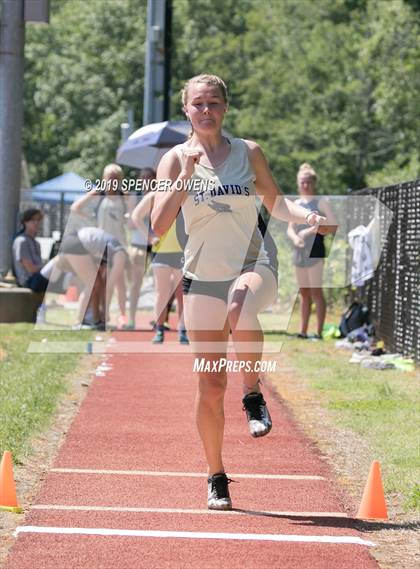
xmin=28 ymin=341 xmax=282 ymax=354
xmin=31 ymin=505 xmax=347 ymax=517
xmin=49 ymin=468 xmax=325 ymax=481
xmin=14 ymin=526 xmax=375 ymax=546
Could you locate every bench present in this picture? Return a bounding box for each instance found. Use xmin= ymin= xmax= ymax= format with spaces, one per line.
xmin=0 ymin=285 xmax=43 ymax=323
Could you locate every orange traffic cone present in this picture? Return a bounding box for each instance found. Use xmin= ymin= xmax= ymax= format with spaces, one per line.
xmin=356 ymin=460 xmax=388 ymax=520
xmin=0 ymin=451 xmax=22 ymax=513
xmin=64 ymin=285 xmax=78 ymax=302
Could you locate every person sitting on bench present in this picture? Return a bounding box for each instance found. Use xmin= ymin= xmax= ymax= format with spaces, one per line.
xmin=12 ymin=208 xmax=53 ymax=293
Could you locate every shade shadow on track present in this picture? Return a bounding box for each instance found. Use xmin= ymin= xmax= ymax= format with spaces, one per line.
xmin=354 ymin=520 xmax=420 ymax=533
xmin=270 ymin=516 xmax=420 ymax=532
xmin=232 ymin=510 xmax=394 ymax=532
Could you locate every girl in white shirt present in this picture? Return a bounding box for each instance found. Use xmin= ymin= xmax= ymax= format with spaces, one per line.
xmin=70 ymin=164 xmax=129 ymax=328
xmin=152 ymin=74 xmax=327 ymax=510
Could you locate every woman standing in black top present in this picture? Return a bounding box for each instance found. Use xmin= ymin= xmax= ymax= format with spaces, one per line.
xmin=287 ymin=163 xmax=337 ymax=339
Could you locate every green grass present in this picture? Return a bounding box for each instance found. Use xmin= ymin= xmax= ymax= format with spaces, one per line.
xmin=0 ymin=324 xmax=93 ymax=464
xmin=271 ymin=330 xmax=420 ymax=512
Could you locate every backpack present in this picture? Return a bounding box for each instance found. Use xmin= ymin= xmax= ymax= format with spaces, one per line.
xmin=339 ymin=302 xmax=370 ymax=337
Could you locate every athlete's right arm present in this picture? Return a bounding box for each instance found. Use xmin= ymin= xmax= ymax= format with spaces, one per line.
xmin=151 ymin=147 xmax=201 ymax=236
xmin=70 ymin=188 xmax=98 ymax=218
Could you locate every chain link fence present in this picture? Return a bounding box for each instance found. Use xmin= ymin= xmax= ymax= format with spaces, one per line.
xmin=349 ymin=179 xmax=419 ymax=361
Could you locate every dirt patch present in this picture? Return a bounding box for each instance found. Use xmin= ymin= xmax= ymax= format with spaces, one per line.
xmin=0 ymin=348 xmax=7 ymax=362
xmin=267 ymin=351 xmax=419 ymax=569
xmin=0 ymin=353 xmax=102 ymax=568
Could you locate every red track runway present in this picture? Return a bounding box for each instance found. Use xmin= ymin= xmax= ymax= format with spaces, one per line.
xmin=5 ymin=330 xmax=380 ymax=568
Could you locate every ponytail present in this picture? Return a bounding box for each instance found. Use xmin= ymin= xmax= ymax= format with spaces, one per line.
xmin=297 ymin=163 xmax=317 ymax=183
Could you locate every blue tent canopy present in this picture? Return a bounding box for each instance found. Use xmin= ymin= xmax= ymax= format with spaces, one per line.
xmin=31 ymin=172 xmax=88 ymax=203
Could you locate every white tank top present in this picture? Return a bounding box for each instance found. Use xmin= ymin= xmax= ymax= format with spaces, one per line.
xmin=174 ymin=138 xmax=270 ymax=281
xmin=97 ymin=196 xmax=127 ymax=246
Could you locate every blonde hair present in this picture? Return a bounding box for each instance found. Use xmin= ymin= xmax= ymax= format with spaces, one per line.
xmin=297 ymin=163 xmax=317 ymax=183
xmin=102 ymin=163 xmax=123 ymax=180
xmin=181 ymin=74 xmax=228 ymax=106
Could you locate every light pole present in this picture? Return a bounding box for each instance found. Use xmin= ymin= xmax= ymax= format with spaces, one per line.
xmin=0 ymin=0 xmax=49 ymax=278
xmin=0 ymin=0 xmax=25 ymax=278
xmin=143 ymin=0 xmax=171 ymax=126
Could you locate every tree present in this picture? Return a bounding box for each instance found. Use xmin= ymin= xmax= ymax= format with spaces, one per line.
xmin=24 ymin=0 xmax=147 ymax=183
xmin=171 ymin=0 xmax=419 ymax=193
xmin=23 ymin=0 xmax=420 ymax=193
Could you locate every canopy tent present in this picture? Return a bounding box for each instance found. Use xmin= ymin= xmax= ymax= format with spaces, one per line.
xmin=31 ymin=172 xmax=88 ymax=203
xmin=31 ymin=172 xmax=89 ymax=236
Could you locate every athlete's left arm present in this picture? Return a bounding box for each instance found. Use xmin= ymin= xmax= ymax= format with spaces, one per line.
xmin=244 ymin=140 xmax=325 ymax=226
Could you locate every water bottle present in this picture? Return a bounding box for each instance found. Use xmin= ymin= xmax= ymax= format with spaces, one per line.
xmin=36 ymin=303 xmax=47 ymax=324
